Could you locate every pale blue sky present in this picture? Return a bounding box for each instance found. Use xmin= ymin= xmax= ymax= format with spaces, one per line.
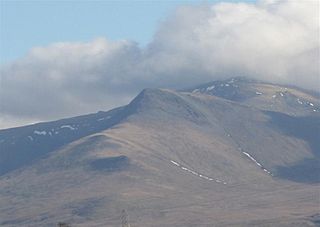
xmin=0 ymin=0 xmax=255 ymax=64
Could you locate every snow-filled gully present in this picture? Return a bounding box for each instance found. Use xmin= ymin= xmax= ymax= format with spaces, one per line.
xmin=242 ymin=152 xmax=272 ymax=175
xmin=170 ymin=160 xmax=227 ymax=185
xmin=221 ymin=125 xmax=273 ymax=176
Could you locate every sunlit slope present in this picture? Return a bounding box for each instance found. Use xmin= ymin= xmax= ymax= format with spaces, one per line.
xmin=0 ymin=87 xmax=319 ymax=226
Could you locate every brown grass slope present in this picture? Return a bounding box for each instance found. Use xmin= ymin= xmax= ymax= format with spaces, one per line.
xmin=0 ymin=87 xmax=319 ymax=226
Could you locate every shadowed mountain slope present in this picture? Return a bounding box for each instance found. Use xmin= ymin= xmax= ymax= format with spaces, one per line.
xmin=0 ymin=106 xmax=129 ymax=175
xmin=185 ymin=77 xmax=320 ymax=116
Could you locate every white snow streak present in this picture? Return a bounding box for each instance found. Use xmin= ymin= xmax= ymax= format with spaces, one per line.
xmin=170 ymin=160 xmax=226 ymax=184
xmin=34 ymin=130 xmax=47 ymax=135
xmin=206 ymin=85 xmax=215 ymax=91
xmin=28 ymin=136 xmax=34 ymax=141
xmin=243 ymin=152 xmax=272 ymax=175
xmin=243 ymin=152 xmax=262 ymax=167
xmin=60 ymin=125 xmax=76 ymax=130
xmin=97 ymin=116 xmax=111 ymax=121
xmin=170 ymin=160 xmax=180 ymax=166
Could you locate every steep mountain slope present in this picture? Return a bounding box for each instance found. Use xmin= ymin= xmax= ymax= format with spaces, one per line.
xmin=0 ymin=79 xmax=319 ymax=226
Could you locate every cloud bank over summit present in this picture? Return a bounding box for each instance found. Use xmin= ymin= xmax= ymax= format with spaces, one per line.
xmin=0 ymin=0 xmax=319 ymax=128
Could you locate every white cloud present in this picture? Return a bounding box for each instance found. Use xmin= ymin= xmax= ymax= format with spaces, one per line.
xmin=0 ymin=0 xmax=319 ymax=128
xmin=0 ymin=38 xmax=139 ymax=121
xmin=148 ymin=0 xmax=319 ymax=88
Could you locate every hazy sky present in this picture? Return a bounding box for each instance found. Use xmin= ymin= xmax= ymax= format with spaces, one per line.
xmin=0 ymin=0 xmax=318 ymax=129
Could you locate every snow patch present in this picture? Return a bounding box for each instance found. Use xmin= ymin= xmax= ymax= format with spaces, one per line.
xmin=206 ymin=85 xmax=215 ymax=91
xmin=97 ymin=116 xmax=111 ymax=121
xmin=28 ymin=136 xmax=34 ymax=141
xmin=170 ymin=160 xmax=180 ymax=166
xmin=297 ymin=99 xmax=303 ymax=105
xmin=309 ymin=102 xmax=314 ymax=106
xmin=34 ymin=130 xmax=47 ymax=136
xmin=255 ymin=92 xmax=262 ymax=95
xmin=170 ymin=160 xmax=226 ymax=184
xmin=279 ymin=92 xmax=284 ymax=97
xmin=60 ymin=125 xmax=76 ymax=130
xmin=243 ymin=152 xmax=262 ymax=167
xmin=263 ymin=169 xmax=272 ymax=175
xmin=243 ymin=152 xmax=272 ymax=175
xmin=192 ymin=89 xmax=199 ymax=93
xmin=272 ymin=95 xmax=277 ymax=98
xmin=225 ymin=83 xmax=230 ymax=87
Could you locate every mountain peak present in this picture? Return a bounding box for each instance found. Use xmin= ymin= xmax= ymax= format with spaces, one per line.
xmin=127 ymin=88 xmax=178 ymax=111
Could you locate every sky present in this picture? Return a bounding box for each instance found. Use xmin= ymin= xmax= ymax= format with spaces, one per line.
xmin=0 ymin=0 xmax=180 ymax=63
xmin=0 ymin=0 xmax=319 ymax=129
xmin=1 ymin=0 xmax=254 ymax=63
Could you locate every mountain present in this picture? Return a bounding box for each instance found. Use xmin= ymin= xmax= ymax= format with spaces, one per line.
xmin=0 ymin=78 xmax=319 ymax=227
xmin=184 ymin=77 xmax=320 ymax=115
